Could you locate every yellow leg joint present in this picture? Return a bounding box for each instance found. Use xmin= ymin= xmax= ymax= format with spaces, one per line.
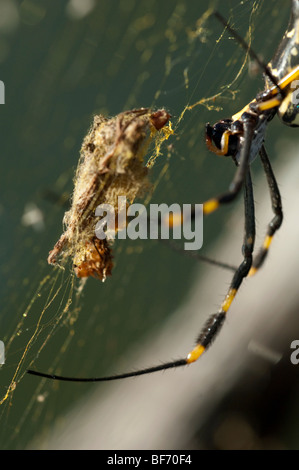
xmin=187 ymin=344 xmax=205 ymax=364
xmin=248 ymin=266 xmax=257 ymax=277
xmin=221 ymin=288 xmax=237 ymax=313
xmin=263 ymin=235 xmax=273 ymax=250
xmin=203 ymin=198 xmax=219 ymax=215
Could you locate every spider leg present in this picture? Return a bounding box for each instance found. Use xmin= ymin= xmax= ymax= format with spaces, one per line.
xmin=27 ymin=166 xmax=256 ymax=382
xmin=213 ymin=11 xmax=282 ymax=92
xmin=141 ymin=117 xmax=258 ymax=272
xmin=187 ymin=166 xmax=255 ymax=364
xmin=249 ymin=144 xmax=283 ymax=276
xmin=159 ymin=238 xmax=237 ymax=272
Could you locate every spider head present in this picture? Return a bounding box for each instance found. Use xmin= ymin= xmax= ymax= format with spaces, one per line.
xmin=205 ymin=119 xmax=239 ymax=157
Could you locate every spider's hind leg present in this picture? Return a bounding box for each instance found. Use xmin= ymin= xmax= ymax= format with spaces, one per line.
xmin=187 ymin=167 xmax=255 ymax=363
xmin=249 ymin=144 xmax=283 ymax=276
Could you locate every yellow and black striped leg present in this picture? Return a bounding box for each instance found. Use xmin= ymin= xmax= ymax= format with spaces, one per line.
xmin=187 ymin=167 xmax=255 ymax=363
xmin=27 ymin=169 xmax=256 ymax=383
xmin=203 ymin=114 xmax=257 ymax=215
xmin=249 ymin=144 xmax=283 ymax=276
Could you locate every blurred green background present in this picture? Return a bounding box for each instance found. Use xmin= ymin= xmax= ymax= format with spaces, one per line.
xmin=0 ymin=0 xmax=298 ymax=449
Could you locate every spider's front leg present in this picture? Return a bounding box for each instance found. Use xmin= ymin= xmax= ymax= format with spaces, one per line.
xmin=166 ymin=113 xmax=258 ymax=364
xmin=164 ymin=112 xmax=258 ymax=230
xmin=202 ymin=112 xmax=258 ymax=215
xmin=158 ymin=113 xmax=258 ymax=271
